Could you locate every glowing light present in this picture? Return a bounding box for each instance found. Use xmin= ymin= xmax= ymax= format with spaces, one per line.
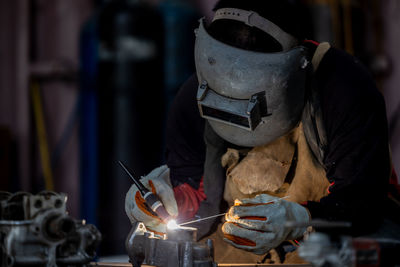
xmin=167 ymin=219 xmax=179 ymax=230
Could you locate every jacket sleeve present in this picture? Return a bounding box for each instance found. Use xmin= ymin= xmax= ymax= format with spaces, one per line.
xmin=173 ymin=178 xmax=206 ymax=222
xmin=304 ymin=48 xmax=391 ymax=236
xmin=192 ymin=122 xmax=227 ymax=239
xmin=165 ymin=74 xmax=206 ymax=189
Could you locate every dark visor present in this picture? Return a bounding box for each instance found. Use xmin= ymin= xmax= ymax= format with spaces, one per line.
xmin=197 ymin=82 xmax=268 ymax=131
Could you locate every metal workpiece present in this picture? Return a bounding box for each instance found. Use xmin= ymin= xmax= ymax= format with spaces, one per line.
xmin=166 ymin=226 xmax=197 ymax=242
xmin=126 ymin=222 xmax=216 ymax=267
xmin=0 ymin=191 xmax=101 ymax=266
xmin=298 ymin=230 xmax=400 ymax=267
xmin=297 ymin=232 xmax=354 ymax=267
xmin=291 ymin=219 xmax=400 ymax=267
xmin=90 ymin=262 xmax=312 ymax=267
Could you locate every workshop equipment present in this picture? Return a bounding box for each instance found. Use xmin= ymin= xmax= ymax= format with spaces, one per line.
xmin=0 ymin=191 xmax=101 ymax=266
xmin=125 ymin=222 xmax=216 ymax=267
xmin=288 ymin=220 xmax=400 ymax=267
xmin=92 ymin=261 xmax=315 ymax=267
xmin=298 ymin=231 xmax=400 ymax=267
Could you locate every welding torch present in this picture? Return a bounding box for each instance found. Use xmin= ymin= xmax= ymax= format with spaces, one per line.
xmin=119 ymin=161 xmax=171 ymax=222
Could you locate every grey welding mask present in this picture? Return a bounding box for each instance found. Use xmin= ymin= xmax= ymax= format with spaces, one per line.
xmin=195 ymin=8 xmax=310 ymax=147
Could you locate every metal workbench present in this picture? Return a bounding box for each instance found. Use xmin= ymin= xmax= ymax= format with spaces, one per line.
xmin=90 ymin=262 xmax=313 ymax=267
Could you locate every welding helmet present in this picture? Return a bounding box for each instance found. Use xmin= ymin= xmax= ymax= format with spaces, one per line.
xmin=195 ymin=8 xmax=310 ymax=147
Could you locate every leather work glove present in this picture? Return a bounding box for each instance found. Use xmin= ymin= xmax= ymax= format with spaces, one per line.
xmin=222 ymin=194 xmax=310 ymax=254
xmin=125 ymin=165 xmax=178 ymax=234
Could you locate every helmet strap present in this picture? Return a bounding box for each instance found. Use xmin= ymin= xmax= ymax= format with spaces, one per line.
xmin=213 ymin=8 xmax=298 ymax=51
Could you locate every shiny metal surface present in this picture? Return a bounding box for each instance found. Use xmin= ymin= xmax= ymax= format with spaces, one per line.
xmin=125 ymin=223 xmax=216 ymax=267
xmin=0 ymin=191 xmax=101 ymax=266
xmin=90 ymin=262 xmax=312 ymax=266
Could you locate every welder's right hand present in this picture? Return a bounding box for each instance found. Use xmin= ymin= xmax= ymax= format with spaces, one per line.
xmin=222 ymin=194 xmax=310 ymax=254
xmin=125 ymin=165 xmax=178 ymax=234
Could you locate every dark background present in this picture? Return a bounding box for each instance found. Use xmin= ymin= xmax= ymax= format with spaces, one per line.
xmin=0 ymin=0 xmax=399 ymax=258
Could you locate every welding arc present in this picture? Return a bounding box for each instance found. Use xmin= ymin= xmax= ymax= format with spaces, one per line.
xmin=178 ymin=197 xmax=290 ymax=226
xmin=118 ymin=161 xmax=149 ymax=196
xmin=179 ymin=213 xmax=227 ymax=226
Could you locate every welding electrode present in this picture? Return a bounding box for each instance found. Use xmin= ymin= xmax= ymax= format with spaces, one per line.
xmin=118 ymin=161 xmax=171 ymax=221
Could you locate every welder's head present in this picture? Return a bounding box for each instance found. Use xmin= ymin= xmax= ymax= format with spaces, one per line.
xmin=195 ymin=0 xmax=314 ymax=147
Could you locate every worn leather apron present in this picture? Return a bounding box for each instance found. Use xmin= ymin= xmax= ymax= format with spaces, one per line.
xmin=203 ymin=123 xmax=330 ymax=264
xmin=200 ymin=43 xmax=332 ymax=264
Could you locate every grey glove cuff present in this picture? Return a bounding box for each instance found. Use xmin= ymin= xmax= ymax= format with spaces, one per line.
xmin=286 ymin=203 xmax=311 ymax=240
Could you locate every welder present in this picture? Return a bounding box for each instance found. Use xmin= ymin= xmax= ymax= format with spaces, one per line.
xmin=125 ymin=0 xmax=400 ymax=263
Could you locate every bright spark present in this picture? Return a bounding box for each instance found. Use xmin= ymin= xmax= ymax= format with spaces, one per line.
xmin=166 ymin=219 xmax=179 ymax=230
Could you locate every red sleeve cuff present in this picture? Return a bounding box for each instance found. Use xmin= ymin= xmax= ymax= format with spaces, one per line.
xmin=173 ymin=177 xmax=206 ymax=221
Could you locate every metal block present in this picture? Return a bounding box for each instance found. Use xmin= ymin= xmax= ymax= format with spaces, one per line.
xmin=126 ymin=223 xmax=216 ymax=267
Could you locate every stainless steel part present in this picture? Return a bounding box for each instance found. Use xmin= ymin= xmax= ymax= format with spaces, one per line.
xmin=0 ymin=191 xmax=101 ymax=267
xmin=291 ymin=219 xmax=400 ymax=267
xmin=194 ymin=18 xmax=309 ymax=147
xmin=286 ymin=219 xmax=353 ymax=267
xmin=299 ymin=232 xmax=400 ymax=267
xmin=91 ymin=262 xmax=312 ymax=266
xmin=125 ymin=222 xmax=216 ymax=267
xmin=297 ymin=232 xmax=354 ymax=267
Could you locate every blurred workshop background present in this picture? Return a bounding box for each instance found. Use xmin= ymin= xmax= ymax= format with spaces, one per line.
xmin=0 ymin=0 xmax=399 ymax=258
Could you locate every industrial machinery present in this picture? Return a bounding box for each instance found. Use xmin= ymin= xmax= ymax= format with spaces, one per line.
xmin=298 ymin=231 xmax=400 ymax=267
xmin=125 ymin=222 xmax=216 ymax=267
xmin=293 ymin=220 xmax=400 ymax=267
xmin=0 ymin=191 xmax=101 ymax=266
xmin=124 ymin=213 xmax=400 ymax=267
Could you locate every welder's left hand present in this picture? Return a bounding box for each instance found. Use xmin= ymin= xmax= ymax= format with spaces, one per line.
xmin=125 ymin=165 xmax=178 ymax=234
xmin=222 ymin=194 xmax=310 ymax=254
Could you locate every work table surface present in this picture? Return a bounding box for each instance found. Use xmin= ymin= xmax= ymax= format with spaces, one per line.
xmin=90 ymin=262 xmax=313 ymax=267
